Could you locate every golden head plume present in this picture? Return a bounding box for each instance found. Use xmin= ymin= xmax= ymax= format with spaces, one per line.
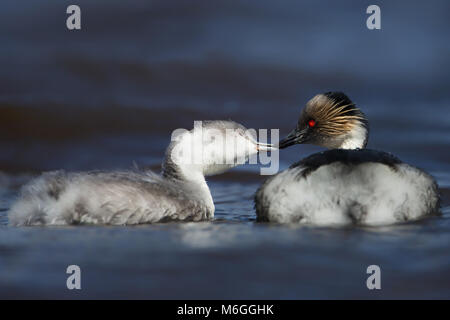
xmin=302 ymin=92 xmax=367 ymax=136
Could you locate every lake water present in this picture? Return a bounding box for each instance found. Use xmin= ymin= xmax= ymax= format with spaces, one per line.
xmin=0 ymin=0 xmax=449 ymax=299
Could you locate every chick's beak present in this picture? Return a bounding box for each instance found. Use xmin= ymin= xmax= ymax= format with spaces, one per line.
xmin=277 ymin=128 xmax=308 ymax=149
xmin=256 ymin=142 xmax=276 ymax=152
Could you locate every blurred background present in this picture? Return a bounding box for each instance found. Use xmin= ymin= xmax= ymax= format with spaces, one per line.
xmin=0 ymin=0 xmax=449 ymax=299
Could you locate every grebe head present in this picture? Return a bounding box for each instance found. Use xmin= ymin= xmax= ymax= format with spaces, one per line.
xmin=163 ymin=120 xmax=273 ymax=181
xmin=279 ymin=92 xmax=369 ymax=150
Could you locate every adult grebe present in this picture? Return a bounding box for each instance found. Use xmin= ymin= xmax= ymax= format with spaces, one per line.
xmin=9 ymin=120 xmax=272 ymax=226
xmin=255 ymin=92 xmax=439 ymax=226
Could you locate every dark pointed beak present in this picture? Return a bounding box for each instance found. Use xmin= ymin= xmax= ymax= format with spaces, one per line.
xmin=277 ymin=128 xmax=308 ymax=149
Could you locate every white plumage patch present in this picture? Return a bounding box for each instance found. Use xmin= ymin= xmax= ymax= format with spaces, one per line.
xmin=255 ymin=162 xmax=439 ymax=226
xmin=340 ymin=123 xmax=368 ymax=149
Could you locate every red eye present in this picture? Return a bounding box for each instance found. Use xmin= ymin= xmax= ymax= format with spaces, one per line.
xmin=308 ymin=119 xmax=316 ymax=127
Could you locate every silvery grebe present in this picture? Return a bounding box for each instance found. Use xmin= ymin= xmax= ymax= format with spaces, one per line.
xmin=255 ymin=92 xmax=439 ymax=226
xmin=9 ymin=120 xmax=272 ymax=226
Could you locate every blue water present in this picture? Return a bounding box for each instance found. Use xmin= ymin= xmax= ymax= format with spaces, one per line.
xmin=0 ymin=0 xmax=449 ymax=299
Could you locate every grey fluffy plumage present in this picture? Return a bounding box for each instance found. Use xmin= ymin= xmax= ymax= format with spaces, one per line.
xmin=9 ymin=120 xmax=267 ymax=226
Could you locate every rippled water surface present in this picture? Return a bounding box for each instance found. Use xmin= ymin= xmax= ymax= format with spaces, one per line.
xmin=0 ymin=0 xmax=449 ymax=298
